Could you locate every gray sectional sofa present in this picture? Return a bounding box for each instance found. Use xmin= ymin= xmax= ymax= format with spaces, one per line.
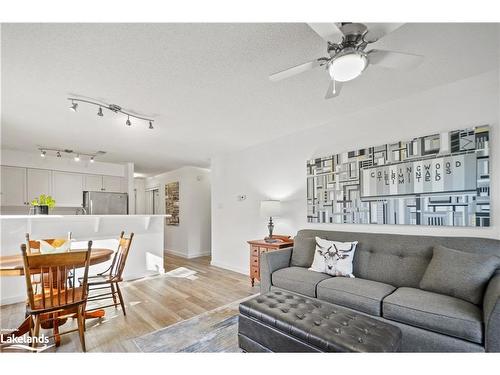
xmin=260 ymin=229 xmax=500 ymax=352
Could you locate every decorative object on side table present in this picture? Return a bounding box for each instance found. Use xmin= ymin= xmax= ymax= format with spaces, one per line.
xmin=260 ymin=200 xmax=281 ymax=243
xmin=247 ymin=235 xmax=293 ymax=287
xmin=29 ymin=194 xmax=56 ymax=215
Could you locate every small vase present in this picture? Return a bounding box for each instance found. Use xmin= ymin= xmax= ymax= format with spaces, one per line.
xmin=34 ymin=205 xmax=49 ymax=215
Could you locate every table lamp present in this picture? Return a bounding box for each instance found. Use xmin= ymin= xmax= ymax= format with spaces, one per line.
xmin=260 ymin=200 xmax=281 ymax=243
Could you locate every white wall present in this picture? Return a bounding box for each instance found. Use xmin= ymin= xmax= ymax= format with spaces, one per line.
xmin=210 ymin=70 xmax=500 ymax=275
xmin=134 ymin=178 xmax=147 ymax=214
xmin=145 ymin=166 xmax=211 ymax=258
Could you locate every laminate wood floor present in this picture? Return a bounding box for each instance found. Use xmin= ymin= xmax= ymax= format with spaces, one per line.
xmin=0 ymin=254 xmax=258 ymax=352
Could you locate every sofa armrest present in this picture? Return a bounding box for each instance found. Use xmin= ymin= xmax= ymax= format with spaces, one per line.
xmin=259 ymin=248 xmax=293 ymax=294
xmin=484 ymin=273 xmax=500 ymax=352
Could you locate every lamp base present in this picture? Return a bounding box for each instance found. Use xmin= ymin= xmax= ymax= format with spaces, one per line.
xmin=264 ymin=237 xmax=279 ymax=243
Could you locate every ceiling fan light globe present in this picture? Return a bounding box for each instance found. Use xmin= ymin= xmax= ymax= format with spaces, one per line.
xmin=328 ymin=52 xmax=367 ymax=82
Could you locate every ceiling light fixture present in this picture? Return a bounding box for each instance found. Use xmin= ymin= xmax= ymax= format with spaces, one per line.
xmin=328 ymin=49 xmax=368 ymax=82
xmin=38 ymin=147 xmax=105 ymax=162
xmin=69 ymin=100 xmax=78 ymax=112
xmin=67 ymin=97 xmax=155 ymax=129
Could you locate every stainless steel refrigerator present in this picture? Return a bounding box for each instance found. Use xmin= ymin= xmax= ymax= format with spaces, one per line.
xmin=83 ymin=191 xmax=129 ymax=215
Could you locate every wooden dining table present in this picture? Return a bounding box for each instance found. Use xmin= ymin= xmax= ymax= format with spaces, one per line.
xmin=0 ymin=248 xmax=114 ymax=346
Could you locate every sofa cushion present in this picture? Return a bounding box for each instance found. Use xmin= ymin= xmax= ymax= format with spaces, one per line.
xmin=290 ymin=236 xmax=316 ymax=267
xmin=420 ymin=245 xmax=500 ymax=305
xmin=272 ymin=267 xmax=331 ymax=297
xmin=383 ymin=287 xmax=483 ymax=344
xmin=317 ymin=277 xmax=396 ymax=316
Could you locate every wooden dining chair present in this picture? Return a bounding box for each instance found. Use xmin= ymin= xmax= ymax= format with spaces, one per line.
xmin=82 ymin=232 xmax=134 ymax=316
xmin=21 ymin=241 xmax=92 ymax=352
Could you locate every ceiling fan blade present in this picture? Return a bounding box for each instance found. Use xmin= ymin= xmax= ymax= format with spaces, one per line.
xmin=325 ymin=80 xmax=342 ymax=99
xmin=307 ymin=23 xmax=343 ymax=42
xmin=364 ymin=23 xmax=404 ymax=43
xmin=368 ymin=49 xmax=424 ymax=70
xmin=269 ymin=60 xmax=322 ymax=82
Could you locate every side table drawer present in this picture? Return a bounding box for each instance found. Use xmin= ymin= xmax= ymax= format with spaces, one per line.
xmin=250 ymin=265 xmax=259 ymax=278
xmin=251 ymin=245 xmax=260 ymax=256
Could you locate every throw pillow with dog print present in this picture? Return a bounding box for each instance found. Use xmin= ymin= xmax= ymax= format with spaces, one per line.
xmin=309 ymin=237 xmax=358 ymax=277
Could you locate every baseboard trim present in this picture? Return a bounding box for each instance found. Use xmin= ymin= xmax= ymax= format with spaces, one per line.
xmin=1 ymin=295 xmax=25 ymax=306
xmin=165 ymin=249 xmax=211 ymax=259
xmin=210 ymin=260 xmax=248 ymax=276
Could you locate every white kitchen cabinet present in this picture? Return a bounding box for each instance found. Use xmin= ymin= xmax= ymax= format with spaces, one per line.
xmin=84 ymin=174 xmax=104 ymax=192
xmin=0 ymin=166 xmax=27 ymax=206
xmin=52 ymin=171 xmax=84 ymax=207
xmin=120 ymin=177 xmax=128 ymax=194
xmin=26 ymin=169 xmax=52 ymax=203
xmin=102 ymin=176 xmax=123 ymax=193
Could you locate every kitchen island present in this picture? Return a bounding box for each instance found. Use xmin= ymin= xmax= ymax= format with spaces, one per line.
xmin=0 ymin=214 xmax=168 ymax=305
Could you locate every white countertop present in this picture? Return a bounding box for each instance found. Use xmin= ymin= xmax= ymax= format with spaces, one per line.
xmin=0 ymin=214 xmax=171 ymax=219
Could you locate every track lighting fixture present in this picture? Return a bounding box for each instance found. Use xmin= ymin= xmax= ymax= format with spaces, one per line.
xmin=67 ymin=97 xmax=155 ymax=129
xmin=69 ymin=100 xmax=78 ymax=112
xmin=38 ymin=147 xmax=105 ymax=162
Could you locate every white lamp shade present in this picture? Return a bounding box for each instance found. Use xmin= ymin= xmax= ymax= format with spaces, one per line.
xmin=260 ymin=200 xmax=281 ymax=218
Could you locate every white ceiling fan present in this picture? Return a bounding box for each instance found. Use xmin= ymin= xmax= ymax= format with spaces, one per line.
xmin=269 ymin=23 xmax=424 ymax=99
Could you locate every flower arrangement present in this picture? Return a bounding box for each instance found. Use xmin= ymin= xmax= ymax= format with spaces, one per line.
xmin=30 ymin=194 xmax=56 ymax=212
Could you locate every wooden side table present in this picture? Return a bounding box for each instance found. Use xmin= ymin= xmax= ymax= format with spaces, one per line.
xmin=247 ymin=235 xmax=294 ymax=287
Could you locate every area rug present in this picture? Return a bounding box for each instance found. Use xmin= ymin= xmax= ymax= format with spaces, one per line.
xmin=132 ymin=294 xmax=257 ymax=352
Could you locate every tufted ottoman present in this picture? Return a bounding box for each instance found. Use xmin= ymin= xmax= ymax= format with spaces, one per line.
xmin=238 ymin=290 xmax=401 ymax=352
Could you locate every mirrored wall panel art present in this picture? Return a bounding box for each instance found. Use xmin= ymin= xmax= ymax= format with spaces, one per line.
xmin=306 ymin=125 xmax=490 ymax=227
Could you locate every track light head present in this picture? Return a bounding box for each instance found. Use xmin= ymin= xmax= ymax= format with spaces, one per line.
xmin=70 ymin=101 xmax=78 ymax=112
xmin=74 ymin=154 xmax=80 ymax=162
xmin=90 ymin=156 xmax=95 ymax=163
xmin=126 ymin=116 xmax=131 ymax=126
xmin=97 ymin=107 xmax=104 ymax=117
xmin=149 ymin=121 xmax=154 ymax=130
xmin=40 ymin=150 xmax=46 ymax=158
xmin=56 ymin=151 xmax=62 ymax=158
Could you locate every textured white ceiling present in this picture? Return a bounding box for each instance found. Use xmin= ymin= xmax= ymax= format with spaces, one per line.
xmin=1 ymin=23 xmax=498 ymax=174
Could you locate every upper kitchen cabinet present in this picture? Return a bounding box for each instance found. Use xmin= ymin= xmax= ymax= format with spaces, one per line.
xmin=84 ymin=174 xmax=104 ymax=192
xmin=0 ymin=166 xmax=27 ymax=206
xmin=84 ymin=175 xmax=125 ymax=193
xmin=26 ymin=168 xmax=52 ymax=203
xmin=102 ymin=176 xmax=123 ymax=193
xmin=52 ymin=171 xmax=84 ymax=207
